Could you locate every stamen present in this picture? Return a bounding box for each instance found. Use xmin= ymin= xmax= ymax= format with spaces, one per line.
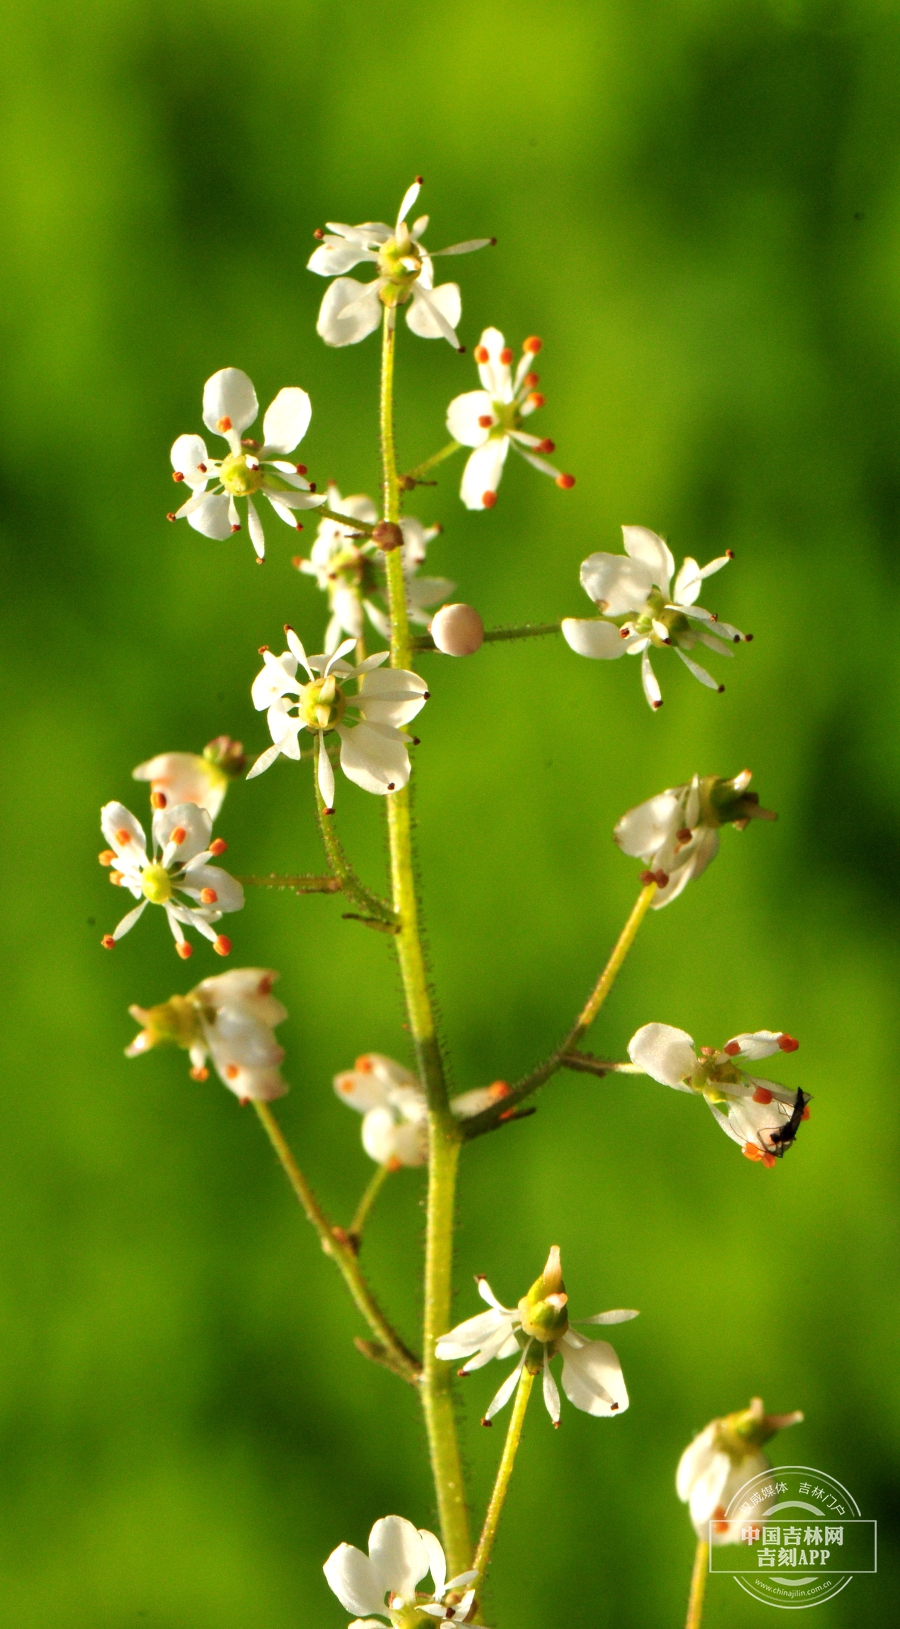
xmin=651 ymin=699 xmax=663 ymax=710
xmin=653 ymin=869 xmax=669 ymax=886
xmin=801 ymin=1105 xmax=810 ymax=1120
xmin=778 ymin=1034 xmax=799 ymax=1051
xmin=210 ymin=839 xmax=227 ymax=856
xmin=488 ymin=1081 xmax=511 ymax=1099
xmin=189 ymin=1066 xmax=209 ymax=1081
xmin=225 ymin=1065 xmax=239 ymax=1081
xmin=170 ymin=826 xmax=187 ymax=845
xmin=474 ymin=345 xmax=490 ymax=363
xmin=213 ymin=935 xmax=232 ymax=956
xmin=610 ymin=1402 xmax=619 ymax=1412
xmin=527 ymin=393 xmax=545 ymax=409
xmin=217 ymin=416 xmax=233 ymax=432
xmin=313 ymin=227 xmax=324 ymax=239
xmin=101 ymin=935 xmax=115 ymax=949
xmin=725 ymin=548 xmax=734 ymax=558
xmin=98 ymin=850 xmax=116 ymax=866
xmin=639 ymin=870 xmax=656 ymax=884
xmin=150 ymin=791 xmax=167 ymax=810
xmin=477 ymin=414 xmax=494 ymax=427
xmin=482 ymin=491 xmax=497 ymax=508
xmin=762 ymin=1152 xmax=777 ymax=1168
xmin=752 ymin=1087 xmax=773 ymax=1105
xmin=742 ymin=1142 xmax=763 ymax=1161
xmin=537 ymin=438 xmax=555 ymax=453
xmin=295 ymin=463 xmax=307 ymax=474
xmin=355 ymin=1055 xmax=374 ymax=1072
xmin=230 ymin=523 xmax=241 ymax=533
xmin=258 ymin=976 xmax=273 ymax=995
xmin=676 ymin=827 xmax=692 ymax=842
xmin=556 ymin=473 xmax=575 ymax=489
xmin=200 ymin=888 xmax=218 ymax=904
xmin=480 ymin=1417 xmax=492 ymax=1428
xmin=109 ymin=870 xmax=123 ymax=886
xmin=500 ymin=347 xmax=513 ymax=364
xmin=172 ymin=471 xmax=184 ymax=482
xmin=175 ymin=941 xmax=193 ymax=959
xmin=525 ymin=372 xmax=540 ymax=386
xmin=198 ymin=463 xmax=207 ymax=473
xmin=387 ymin=782 xmax=395 ymax=791
xmin=115 ymin=828 xmax=131 ymax=845
xmin=523 ymin=336 xmax=542 ymax=354
xmin=723 ymin=1041 xmax=742 ymax=1056
xmin=166 ymin=513 xmax=176 ymax=521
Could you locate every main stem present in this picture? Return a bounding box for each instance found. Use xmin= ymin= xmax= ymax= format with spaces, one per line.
xmin=380 ymin=307 xmax=471 ymax=1572
xmin=473 ymin=1368 xmax=534 ymax=1591
xmin=685 ymin=1538 xmax=709 ymax=1629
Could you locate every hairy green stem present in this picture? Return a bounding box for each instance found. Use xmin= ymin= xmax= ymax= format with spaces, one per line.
xmin=473 ymin=1367 xmax=534 ymax=1594
xmin=412 ymin=621 xmax=561 ymax=653
xmin=253 ymin=1103 xmax=420 ymax=1380
xmin=349 ymin=1162 xmax=392 ymax=1244
xmin=685 ymin=1538 xmax=709 ymax=1629
xmin=314 ymin=780 xmax=397 ymax=922
xmin=238 ymin=873 xmax=342 ymax=894
xmin=401 ymin=439 xmax=462 ymax=484
xmin=380 ymin=305 xmax=470 ymax=1571
xmin=314 ymin=501 xmax=376 ymax=537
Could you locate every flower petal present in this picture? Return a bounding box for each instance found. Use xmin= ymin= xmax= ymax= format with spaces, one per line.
xmin=473 ymin=328 xmax=511 ymax=398
xmin=202 ymin=368 xmax=258 ymax=439
xmin=153 ymin=800 xmax=213 ymax=863
xmin=621 ymin=526 xmax=675 ymax=594
xmin=338 ymin=721 xmax=410 ymax=795
xmin=262 ymin=387 xmax=312 ymax=455
xmin=542 ymin=1350 xmax=561 ymax=1425
xmin=170 ymin=433 xmax=210 ymax=489
xmin=614 ymin=791 xmax=684 ymax=860
xmin=317 ymin=733 xmax=336 ymax=809
xmin=561 ymin=618 xmax=628 ymax=659
xmin=187 ymin=492 xmax=233 ymax=540
xmin=357 ymin=666 xmax=429 ymax=726
xmin=446 ymin=390 xmax=493 ymax=448
xmin=417 ymin=1529 xmax=447 ymax=1600
xmin=101 ymin=801 xmax=148 ymax=863
xmin=627 ymin=1023 xmax=697 ymax=1088
xmin=641 ymin=649 xmax=662 ymax=709
xmin=323 ymin=1543 xmax=386 ymax=1618
xmin=406 ymin=282 xmax=462 ymax=346
xmin=484 ymin=1352 xmax=527 ymax=1421
xmin=112 ymin=900 xmax=148 ymax=939
xmin=308 ymin=237 xmax=378 ymax=276
xmin=317 ymin=278 xmax=383 ymax=346
xmin=579 ymin=553 xmax=653 ymax=616
xmin=460 ymin=437 xmax=510 ymax=510
xmin=434 ymin=1309 xmax=510 ymax=1362
xmin=368 ymin=1516 xmax=430 ymax=1600
xmin=182 ymin=863 xmax=244 ymax=913
xmin=560 ymin=1337 xmax=628 ymax=1416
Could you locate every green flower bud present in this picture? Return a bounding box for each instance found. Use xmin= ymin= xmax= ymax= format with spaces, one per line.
xmin=203 ymin=736 xmax=246 ymax=780
xmin=701 ymin=770 xmax=777 ymax=830
xmin=517 ymin=1245 xmax=570 ymax=1343
xmin=126 ymin=994 xmax=201 ymax=1057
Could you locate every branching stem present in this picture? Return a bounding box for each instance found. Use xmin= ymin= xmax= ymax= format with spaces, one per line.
xmin=314 ymin=780 xmax=397 ymax=922
xmin=412 ymin=621 xmax=561 ymax=653
xmin=401 ymin=439 xmax=462 ymax=484
xmin=349 ymin=1162 xmax=392 ymax=1245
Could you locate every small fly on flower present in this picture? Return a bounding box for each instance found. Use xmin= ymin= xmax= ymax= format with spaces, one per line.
xmin=761 ymin=1087 xmax=811 ymax=1157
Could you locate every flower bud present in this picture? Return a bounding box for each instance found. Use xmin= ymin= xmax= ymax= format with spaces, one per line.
xmin=371 ymin=521 xmax=403 ymax=552
xmin=430 ymin=603 xmax=484 ymax=656
xmin=517 ymin=1245 xmax=570 ymax=1343
xmin=126 ymin=995 xmax=201 ymax=1057
xmin=203 ymin=735 xmax=246 ymax=779
xmin=702 ymin=769 xmax=776 ymax=829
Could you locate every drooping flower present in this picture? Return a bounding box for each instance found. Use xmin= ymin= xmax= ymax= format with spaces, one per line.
xmin=99 ymin=801 xmax=243 ymax=957
xmin=126 ymin=968 xmax=288 ymax=1103
xmin=562 ymin=526 xmax=750 ymax=708
xmin=308 ymin=177 xmax=493 ymax=350
xmin=627 ymin=1024 xmax=808 ymax=1165
xmin=323 ymin=1514 xmax=482 ymax=1627
xmin=294 ymin=484 xmax=453 ymax=653
xmin=334 ymin=1053 xmax=510 ymax=1168
xmin=678 ymin=1397 xmax=804 ymax=1543
xmin=246 ymin=630 xmax=428 ymax=805
xmin=435 ymin=1248 xmax=637 ymax=1427
xmin=446 ymin=329 xmax=574 ymax=509
xmin=615 ymin=771 xmax=776 ymax=907
xmin=168 ymin=368 xmax=324 ymax=559
xmin=132 ymin=737 xmax=246 ymax=821
xmin=430 ymin=603 xmax=485 ymax=656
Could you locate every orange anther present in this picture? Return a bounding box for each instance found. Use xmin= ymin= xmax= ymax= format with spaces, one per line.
xmin=150 ymin=791 xmax=167 ymax=810
xmin=525 ymin=372 xmax=540 ymax=387
xmin=230 ymin=523 xmax=241 ymax=533
xmin=200 ymin=888 xmax=218 ymax=904
xmin=752 ymin=1087 xmax=773 ymax=1105
xmin=676 ymin=827 xmax=692 ymax=843
xmin=474 ymin=345 xmax=490 ymax=363
xmin=213 ymin=935 xmax=231 ymax=956
xmin=556 ymin=473 xmax=575 ymax=489
xmin=109 ymin=870 xmax=124 ymax=886
xmin=170 ymin=826 xmax=187 ymax=845
xmin=198 ymin=463 xmax=207 ymax=473
xmin=762 ymin=1152 xmax=777 ymax=1168
xmin=537 ymin=438 xmax=555 ymax=453
xmin=653 ymin=869 xmax=669 ymax=887
xmin=355 ymin=1055 xmax=374 ymax=1072
xmin=115 ymin=828 xmax=131 ymax=846
xmin=742 ymin=1142 xmax=763 ymax=1161
xmin=723 ymin=1041 xmax=742 ymax=1056
xmin=189 ymin=1066 xmax=210 ymax=1082
xmin=295 ymin=463 xmax=307 ymax=475
xmin=778 ymin=1034 xmax=799 ymax=1051
xmin=482 ymin=490 xmax=498 ymax=509
xmin=801 ymin=1105 xmax=810 ymax=1120
xmin=500 ymin=347 xmax=513 ymax=364
xmin=217 ymin=416 xmax=233 ymax=432
xmin=387 ymin=1156 xmax=403 ymax=1173
xmin=175 ymin=940 xmax=193 ymax=959
xmin=210 ymin=838 xmax=227 ymax=856
xmin=523 ymin=335 xmax=542 ymax=354
xmin=527 ymin=393 xmax=545 ymax=409
xmin=172 ymin=470 xmax=184 ymax=482
xmin=166 ymin=512 xmax=177 ymax=522
xmin=639 ymin=869 xmax=656 ymax=884
xmin=477 ymin=414 xmax=494 ymax=427
xmin=101 ymin=934 xmax=116 ymax=949
xmin=225 ymin=1065 xmax=239 ymax=1080
xmin=258 ymin=975 xmax=273 ymax=995
xmin=99 ymin=849 xmax=116 ymax=866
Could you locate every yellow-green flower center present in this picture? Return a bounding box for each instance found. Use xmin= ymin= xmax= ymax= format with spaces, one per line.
xmin=219 ymin=452 xmax=264 ymax=497
xmin=377 ymin=223 xmax=423 ymax=306
xmin=298 ymin=675 xmax=347 ymax=731
xmin=142 ymin=863 xmax=173 ymax=904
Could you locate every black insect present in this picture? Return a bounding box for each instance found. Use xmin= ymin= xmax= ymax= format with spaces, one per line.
xmin=762 ymin=1088 xmax=810 ymax=1158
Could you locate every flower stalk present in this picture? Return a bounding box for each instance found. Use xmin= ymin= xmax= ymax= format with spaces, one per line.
xmin=473 ymin=1367 xmax=535 ymax=1592
xmin=685 ymin=1538 xmax=709 ymax=1629
xmin=412 ymin=620 xmax=561 ymax=652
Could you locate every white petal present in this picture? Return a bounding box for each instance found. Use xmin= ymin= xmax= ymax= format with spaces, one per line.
xmin=435 ymin=1309 xmax=510 ymax=1362
xmin=542 ymin=1351 xmax=561 ymax=1425
xmin=317 ymin=278 xmax=383 ymax=346
xmin=676 ymin=648 xmax=723 ymax=691
xmin=579 ymin=553 xmax=653 ymax=616
xmin=307 ymin=237 xmax=377 ymax=276
xmin=187 ymin=492 xmax=233 ymax=540
xmin=245 ymin=742 xmax=282 ymax=779
xmin=153 ymin=800 xmax=213 ymax=863
xmin=101 ymin=801 xmax=148 ymax=862
xmin=477 ymin=1276 xmax=509 ymax=1312
xmin=621 ymin=526 xmax=675 ymax=594
xmin=676 ymin=1424 xmax=719 ymax=1501
xmin=338 ymin=722 xmax=410 ymax=795
xmin=170 ymin=433 xmax=210 ymax=489
xmin=202 ymin=368 xmax=258 ymax=439
xmin=368 ymin=1516 xmax=430 ymax=1599
xmin=575 ymin=1309 xmax=640 ymax=1325
xmin=317 ymin=733 xmax=335 ymax=809
xmin=687 ymin=1452 xmax=731 ymax=1531
xmin=641 ymin=649 xmax=662 ymax=709
xmin=627 ymin=1023 xmax=697 ymax=1088
xmin=112 ymin=900 xmax=148 ymax=939
xmin=417 ymin=1529 xmax=447 ymax=1601
xmin=459 ymin=438 xmax=509 ymax=510
xmin=560 ymin=1338 xmax=628 ymax=1416
xmin=723 ymin=1030 xmax=787 ymax=1061
xmin=262 ymin=387 xmax=312 ymax=455
xmin=396 ymin=178 xmax=422 ymax=225
xmin=614 ymin=792 xmax=683 ymax=860
xmin=446 ymin=390 xmax=493 ymax=448
xmin=246 ymin=498 xmax=265 ymax=559
xmin=458 ymin=1322 xmax=520 ymax=1373
xmin=484 ymin=1354 xmax=527 ymax=1421
xmin=357 ymin=666 xmax=429 ymax=726
xmin=473 ymin=327 xmax=510 ymax=398
xmin=323 ymin=1543 xmax=386 ymax=1618
xmin=561 ymin=618 xmax=628 ymax=659
xmin=406 ymin=283 xmax=462 ymax=346
xmin=182 ymin=863 xmax=244 ymax=914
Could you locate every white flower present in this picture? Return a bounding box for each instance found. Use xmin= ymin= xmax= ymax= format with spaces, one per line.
xmin=127 ymin=968 xmax=288 ymax=1103
xmin=246 ymin=630 xmax=428 ymax=806
xmin=308 ymin=177 xmax=493 ymax=350
xmin=323 ymin=1514 xmax=482 ymax=1627
xmin=446 ymin=328 xmax=575 ymax=510
xmin=169 ymin=368 xmax=324 ymax=560
xmin=295 ymin=485 xmax=453 ymax=653
xmin=99 ymin=801 xmax=243 ymax=958
xmin=615 ymin=770 xmax=776 ymax=908
xmin=132 ymin=737 xmax=245 ymax=821
xmin=677 ymin=1398 xmax=803 ymax=1542
xmin=627 ymin=1023 xmax=808 ymax=1165
xmin=335 ymin=1054 xmax=511 ymax=1167
xmin=562 ymin=526 xmax=750 ymax=708
xmin=435 ymin=1247 xmax=637 ymax=1428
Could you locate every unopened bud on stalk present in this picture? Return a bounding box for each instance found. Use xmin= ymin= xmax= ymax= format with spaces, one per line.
xmin=677 ymin=1396 xmax=804 ymax=1541
xmin=371 ymin=521 xmax=403 ymax=552
xmin=430 ymin=603 xmax=484 ymax=656
xmin=518 ymin=1245 xmax=570 ymax=1344
xmin=126 ymin=995 xmax=201 ymax=1056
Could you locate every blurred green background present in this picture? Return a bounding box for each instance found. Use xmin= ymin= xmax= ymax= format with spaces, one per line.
xmin=1 ymin=0 xmax=898 ymax=1622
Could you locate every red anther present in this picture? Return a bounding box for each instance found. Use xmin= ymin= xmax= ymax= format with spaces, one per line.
xmin=415 ymin=174 xmax=424 ymax=183
xmin=778 ymin=1034 xmax=799 ymax=1052
xmin=742 ymin=1141 xmax=763 ymax=1162
xmin=109 ymin=870 xmax=124 ymax=886
xmin=716 ymin=684 xmax=725 ymax=693
xmin=172 ymin=470 xmax=184 ymax=482
xmin=230 ymin=523 xmax=241 ymax=533
xmin=239 ymin=1097 xmax=249 ymax=1107
xmin=225 ymin=1065 xmax=239 ymax=1081
xmin=653 ymin=869 xmax=669 ymax=887
xmin=639 ymin=870 xmax=656 ymax=885
xmin=537 ymin=438 xmax=555 ymax=454
xmin=620 ymin=627 xmax=631 ymax=639
xmin=258 ymin=645 xmax=270 ymax=654
xmin=213 ymin=935 xmax=232 ymax=956
xmin=200 ymin=887 xmax=218 ymax=904
xmin=523 ymin=335 xmax=542 ymax=354
xmin=170 ymin=826 xmax=187 ymax=845
xmin=291 ymin=555 xmax=303 ymax=568
xmin=500 ymin=347 xmax=513 ymax=365
xmin=355 ymin=1056 xmax=374 ymax=1072
xmin=527 ymin=393 xmax=546 ymax=410
xmin=651 ymin=699 xmax=663 ymax=710
xmin=308 ymin=481 xmax=317 ymax=492
xmin=115 ymin=828 xmax=131 ymax=846
xmin=482 ymin=491 xmax=498 ymax=508
xmin=198 ymin=463 xmax=207 ymax=473
xmin=498 ymin=1108 xmax=517 ymax=1121
xmin=477 ymin=414 xmax=494 ymax=428
xmin=101 ymin=934 xmax=116 ymax=949
xmin=481 ymin=1417 xmax=493 ymax=1428
xmin=457 ymin=345 xmax=467 ymax=354
xmin=166 ymin=512 xmax=177 ymax=521
xmin=150 ymin=791 xmax=167 ymax=810
xmin=752 ymin=1087 xmax=773 ymax=1105
xmin=744 ymin=631 xmax=754 ymax=641
xmin=525 ymin=371 xmax=540 ymax=387
xmin=423 ymin=691 xmax=430 ymax=699
xmin=254 ymin=556 xmax=263 ymax=565
xmin=609 ymin=1401 xmax=620 ymax=1412
xmin=241 ymin=438 xmax=259 ymax=450
xmin=801 ymin=1105 xmax=810 ymax=1120
xmin=488 ymin=1081 xmax=511 ymax=1099
xmin=294 ymin=522 xmax=304 ymax=531
xmin=210 ymin=838 xmax=227 ymax=856
xmin=189 ymin=1066 xmax=209 ymax=1082
xmin=313 ymin=227 xmax=324 ymax=239
xmin=700 ymin=1046 xmax=715 ymax=1057
xmin=762 ymin=1152 xmax=777 ymax=1169
xmin=474 ymin=345 xmax=490 ymax=363
xmin=98 ymin=849 xmax=116 ymax=866
xmin=295 ymin=463 xmax=307 ymax=475
xmin=556 ymin=473 xmax=575 ymax=489
xmin=387 ymin=782 xmax=395 ymax=791
xmin=217 ymin=416 xmax=233 ymax=432
xmin=676 ymin=827 xmax=692 ymax=843
xmin=258 ymin=975 xmax=273 ymax=995
xmin=725 ymin=548 xmax=735 ymax=558
xmin=386 ymin=1156 xmax=403 ymax=1173
xmin=457 ymin=1368 xmax=469 ymax=1378
xmin=723 ymin=1041 xmax=742 ymax=1056
xmin=175 ymin=940 xmax=193 ymax=959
